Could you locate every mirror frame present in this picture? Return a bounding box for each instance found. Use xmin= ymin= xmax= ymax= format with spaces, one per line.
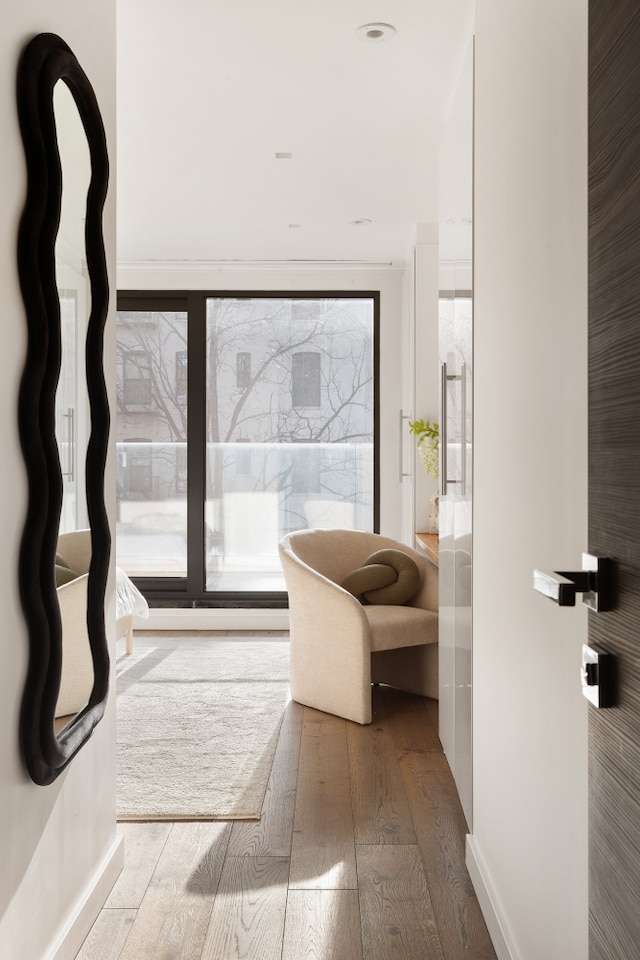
xmin=16 ymin=33 xmax=110 ymax=785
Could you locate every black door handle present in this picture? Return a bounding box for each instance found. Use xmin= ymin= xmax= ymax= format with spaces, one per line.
xmin=533 ymin=554 xmax=611 ymax=611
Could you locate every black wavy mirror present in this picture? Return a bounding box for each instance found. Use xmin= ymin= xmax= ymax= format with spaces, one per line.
xmin=16 ymin=33 xmax=110 ymax=785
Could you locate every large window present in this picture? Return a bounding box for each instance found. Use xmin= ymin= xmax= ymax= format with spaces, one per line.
xmin=116 ymin=292 xmax=378 ymax=604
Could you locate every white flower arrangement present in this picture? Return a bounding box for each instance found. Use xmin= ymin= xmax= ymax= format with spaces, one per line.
xmin=408 ymin=419 xmax=439 ymax=480
xmin=418 ymin=436 xmax=439 ymax=479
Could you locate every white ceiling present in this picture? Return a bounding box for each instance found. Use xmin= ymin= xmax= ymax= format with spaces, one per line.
xmin=116 ymin=0 xmax=473 ymax=267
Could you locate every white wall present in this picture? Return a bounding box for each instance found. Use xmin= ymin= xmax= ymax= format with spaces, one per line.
xmin=0 ymin=4 xmax=120 ymax=959
xmin=469 ymin=2 xmax=588 ymax=958
xmin=118 ymin=263 xmax=407 ymax=540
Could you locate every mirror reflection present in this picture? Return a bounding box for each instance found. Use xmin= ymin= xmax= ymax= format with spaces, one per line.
xmin=53 ymin=80 xmax=94 ymax=730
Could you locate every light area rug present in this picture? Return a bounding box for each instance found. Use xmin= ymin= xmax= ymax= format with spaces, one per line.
xmin=116 ymin=635 xmax=290 ymax=821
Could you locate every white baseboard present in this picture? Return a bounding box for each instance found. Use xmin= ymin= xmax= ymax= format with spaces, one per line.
xmin=48 ymin=835 xmax=124 ymax=960
xmin=136 ymin=607 xmax=290 ymax=632
xmin=466 ymin=833 xmax=518 ymax=960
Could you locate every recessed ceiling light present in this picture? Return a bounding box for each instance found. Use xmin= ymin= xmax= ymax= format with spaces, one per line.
xmin=356 ymin=22 xmax=397 ymax=43
xmin=289 ymin=223 xmax=302 ymax=229
xmin=275 ymin=152 xmax=293 ymax=159
xmin=350 ymin=218 xmax=372 ymax=226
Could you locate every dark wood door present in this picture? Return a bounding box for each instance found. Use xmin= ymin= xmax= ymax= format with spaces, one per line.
xmin=589 ymin=3 xmax=640 ymax=956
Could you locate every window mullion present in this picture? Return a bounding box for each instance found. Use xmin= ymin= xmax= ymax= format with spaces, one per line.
xmin=186 ymin=293 xmax=206 ymax=597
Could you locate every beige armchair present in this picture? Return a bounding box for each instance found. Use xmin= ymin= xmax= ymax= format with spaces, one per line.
xmin=56 ymin=529 xmax=94 ymax=719
xmin=279 ymin=529 xmax=438 ymax=725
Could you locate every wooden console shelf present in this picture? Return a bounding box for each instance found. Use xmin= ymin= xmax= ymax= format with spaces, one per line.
xmin=415 ymin=532 xmax=439 ymax=567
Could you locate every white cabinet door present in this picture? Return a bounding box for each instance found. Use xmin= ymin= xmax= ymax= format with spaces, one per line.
xmin=438 ymin=284 xmax=472 ymax=828
xmin=438 ymin=35 xmax=474 ymax=829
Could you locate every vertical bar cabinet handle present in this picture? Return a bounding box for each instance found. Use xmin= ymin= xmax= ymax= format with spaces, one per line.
xmin=399 ymin=409 xmax=412 ymax=482
xmin=441 ymin=363 xmax=448 ymax=496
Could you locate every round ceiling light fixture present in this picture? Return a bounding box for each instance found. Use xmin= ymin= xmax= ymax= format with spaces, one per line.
xmin=350 ymin=218 xmax=372 ymax=226
xmin=356 ymin=22 xmax=397 ymax=43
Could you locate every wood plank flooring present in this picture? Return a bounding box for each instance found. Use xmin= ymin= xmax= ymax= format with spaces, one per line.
xmin=77 ymin=634 xmax=496 ymax=960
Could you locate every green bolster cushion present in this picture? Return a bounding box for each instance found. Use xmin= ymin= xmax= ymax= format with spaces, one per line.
xmin=55 ymin=553 xmax=79 ymax=587
xmin=341 ymin=548 xmax=420 ymax=605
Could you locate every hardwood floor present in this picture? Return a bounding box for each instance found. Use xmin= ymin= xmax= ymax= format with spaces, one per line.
xmin=76 ymin=636 xmax=496 ymax=960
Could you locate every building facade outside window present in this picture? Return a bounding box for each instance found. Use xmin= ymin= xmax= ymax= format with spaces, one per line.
xmin=236 ymin=351 xmax=251 ymax=389
xmin=175 ymin=350 xmax=187 ymax=405
xmin=123 ymin=350 xmax=152 ymax=407
xmin=291 ymin=351 xmax=321 ymax=407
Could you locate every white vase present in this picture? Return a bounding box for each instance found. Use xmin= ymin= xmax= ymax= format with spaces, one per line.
xmin=428 ymin=492 xmax=439 ymax=535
